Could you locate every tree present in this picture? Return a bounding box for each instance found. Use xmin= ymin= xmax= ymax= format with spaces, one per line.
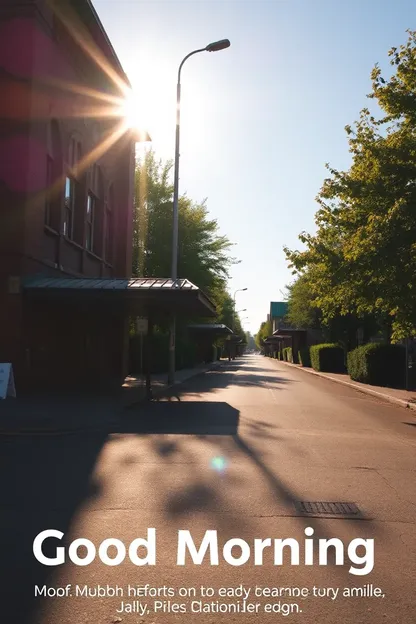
xmin=133 ymin=150 xmax=238 ymax=301
xmin=255 ymin=319 xmax=272 ymax=349
xmin=285 ymin=30 xmax=416 ymax=341
xmin=245 ymin=332 xmax=256 ymax=350
xmin=286 ymin=273 xmax=322 ymax=329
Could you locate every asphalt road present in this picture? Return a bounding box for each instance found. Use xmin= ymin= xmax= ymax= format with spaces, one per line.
xmin=1 ymin=355 xmax=415 ymax=624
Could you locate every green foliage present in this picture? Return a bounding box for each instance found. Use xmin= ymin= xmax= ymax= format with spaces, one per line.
xmin=298 ymin=348 xmax=311 ymax=367
xmin=347 ymin=343 xmax=406 ymax=387
xmin=255 ymin=320 xmax=272 ymax=348
xmin=131 ymin=150 xmax=244 ymax=372
xmin=310 ymin=343 xmax=345 ymax=372
xmin=284 ymin=30 xmax=416 ymax=341
xmin=133 ymin=150 xmax=237 ymax=300
xmin=246 ymin=332 xmax=256 ymax=350
xmin=286 ymin=273 xmax=322 ymax=329
xmin=129 ymin=330 xmax=198 ymax=374
xmin=283 ymin=347 xmax=293 ymax=363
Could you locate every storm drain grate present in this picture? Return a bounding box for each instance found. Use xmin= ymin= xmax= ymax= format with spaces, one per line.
xmin=294 ymin=501 xmax=361 ymax=517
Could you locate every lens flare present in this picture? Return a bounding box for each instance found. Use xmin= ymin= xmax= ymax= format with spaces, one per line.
xmin=210 ymin=456 xmax=228 ymax=473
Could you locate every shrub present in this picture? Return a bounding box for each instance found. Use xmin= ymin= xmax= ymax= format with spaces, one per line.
xmin=282 ymin=347 xmax=293 ymax=363
xmin=310 ymin=343 xmax=345 ymax=372
xmin=129 ymin=331 xmax=197 ymax=374
xmin=298 ymin=348 xmax=311 ymax=367
xmin=347 ymin=343 xmax=406 ymax=387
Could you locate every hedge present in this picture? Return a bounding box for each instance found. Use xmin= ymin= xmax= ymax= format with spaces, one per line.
xmin=129 ymin=332 xmax=198 ymax=374
xmin=310 ymin=343 xmax=345 ymax=372
xmin=283 ymin=347 xmax=293 ymax=363
xmin=298 ymin=348 xmax=311 ymax=367
xmin=347 ymin=343 xmax=406 ymax=387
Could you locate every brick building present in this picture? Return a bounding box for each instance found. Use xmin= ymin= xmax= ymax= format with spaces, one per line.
xmin=0 ymin=0 xmax=139 ymax=391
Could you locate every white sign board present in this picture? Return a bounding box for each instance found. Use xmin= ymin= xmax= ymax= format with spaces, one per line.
xmin=0 ymin=363 xmax=16 ymax=399
xmin=136 ymin=317 xmax=148 ymax=334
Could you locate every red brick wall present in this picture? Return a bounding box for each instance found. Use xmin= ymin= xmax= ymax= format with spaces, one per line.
xmin=0 ymin=0 xmax=136 ymax=390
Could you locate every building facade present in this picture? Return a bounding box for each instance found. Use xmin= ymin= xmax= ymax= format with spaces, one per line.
xmin=0 ymin=0 xmax=136 ymax=391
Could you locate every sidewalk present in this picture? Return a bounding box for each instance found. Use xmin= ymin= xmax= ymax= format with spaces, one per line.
xmin=121 ymin=360 xmax=222 ymax=406
xmin=274 ymin=358 xmax=416 ymax=411
xmin=0 ymin=361 xmax=222 ymax=435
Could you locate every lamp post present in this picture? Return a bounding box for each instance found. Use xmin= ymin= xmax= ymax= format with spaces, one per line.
xmin=233 ymin=288 xmax=247 ymax=333
xmin=168 ymin=38 xmax=231 ymax=385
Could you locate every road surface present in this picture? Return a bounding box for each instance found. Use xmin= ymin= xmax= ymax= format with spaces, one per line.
xmin=1 ymin=355 xmax=415 ymax=623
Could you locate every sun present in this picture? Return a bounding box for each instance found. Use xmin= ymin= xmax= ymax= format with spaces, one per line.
xmin=119 ymin=89 xmax=147 ymax=132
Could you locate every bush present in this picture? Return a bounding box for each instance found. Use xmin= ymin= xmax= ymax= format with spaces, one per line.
xmin=310 ymin=343 xmax=345 ymax=372
xmin=129 ymin=331 xmax=198 ymax=374
xmin=298 ymin=348 xmax=311 ymax=367
xmin=347 ymin=343 xmax=406 ymax=387
xmin=282 ymin=347 xmax=293 ymax=363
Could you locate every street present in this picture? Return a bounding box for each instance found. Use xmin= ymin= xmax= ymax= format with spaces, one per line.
xmin=1 ymin=354 xmax=415 ymax=623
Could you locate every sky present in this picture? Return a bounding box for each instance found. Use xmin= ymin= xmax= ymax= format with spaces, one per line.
xmin=94 ymin=0 xmax=416 ymax=335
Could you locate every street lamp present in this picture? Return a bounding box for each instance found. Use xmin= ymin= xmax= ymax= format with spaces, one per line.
xmin=236 ymin=309 xmax=247 ymax=313
xmin=168 ymin=38 xmax=231 ymax=385
xmin=233 ymin=288 xmax=247 ymax=332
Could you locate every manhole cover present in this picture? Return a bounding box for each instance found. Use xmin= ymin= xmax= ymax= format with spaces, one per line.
xmin=294 ymin=501 xmax=361 ymax=517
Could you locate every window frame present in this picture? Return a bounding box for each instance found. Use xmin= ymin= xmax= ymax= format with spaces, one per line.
xmin=63 ymin=176 xmax=76 ymax=239
xmin=44 ymin=155 xmax=54 ymax=227
xmin=85 ymin=191 xmax=96 ymax=252
xmin=104 ymin=183 xmax=114 ymax=263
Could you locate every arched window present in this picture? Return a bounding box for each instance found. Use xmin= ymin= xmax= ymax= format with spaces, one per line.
xmin=44 ymin=119 xmax=62 ymax=231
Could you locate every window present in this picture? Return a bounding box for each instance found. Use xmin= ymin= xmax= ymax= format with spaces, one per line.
xmin=44 ymin=120 xmax=62 ymax=232
xmin=69 ymin=137 xmax=81 ymax=173
xmin=66 ymin=135 xmax=85 ymax=244
xmin=105 ymin=183 xmax=114 ymax=263
xmin=64 ymin=177 xmax=75 ymax=239
xmin=87 ymin=163 xmax=104 ymax=256
xmin=44 ymin=155 xmax=54 ymax=226
xmin=86 ymin=192 xmax=95 ymax=251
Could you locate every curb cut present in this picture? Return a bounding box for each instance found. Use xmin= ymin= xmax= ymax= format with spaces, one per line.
xmin=0 ymin=362 xmax=224 ymax=436
xmin=273 ymin=359 xmax=416 ymax=412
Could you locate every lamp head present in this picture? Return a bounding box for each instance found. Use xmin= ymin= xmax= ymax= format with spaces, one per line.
xmin=206 ymin=39 xmax=231 ymax=52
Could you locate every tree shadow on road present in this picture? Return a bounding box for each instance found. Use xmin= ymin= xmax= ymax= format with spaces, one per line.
xmin=116 ymin=401 xmax=240 ymax=435
xmin=0 ymin=432 xmax=108 ymax=621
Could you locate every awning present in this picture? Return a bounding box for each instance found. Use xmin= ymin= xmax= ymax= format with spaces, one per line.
xmin=187 ymin=323 xmax=233 ymax=336
xmin=23 ymin=276 xmax=216 ymax=317
xmin=263 ymin=335 xmax=286 ymax=343
xmin=272 ymin=328 xmax=307 ymax=335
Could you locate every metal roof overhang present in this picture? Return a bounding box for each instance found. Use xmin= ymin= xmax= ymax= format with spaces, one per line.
xmin=272 ymin=328 xmax=307 ymax=335
xmin=23 ymin=277 xmax=216 ymax=317
xmin=263 ymin=335 xmax=283 ymax=342
xmin=187 ymin=323 xmax=233 ymax=336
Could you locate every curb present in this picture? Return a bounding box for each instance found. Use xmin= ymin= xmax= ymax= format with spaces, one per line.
xmin=0 ymin=362 xmax=223 ymax=436
xmin=273 ymin=359 xmax=416 ymax=412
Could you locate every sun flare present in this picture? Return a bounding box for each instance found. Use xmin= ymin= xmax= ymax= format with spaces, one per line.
xmin=119 ymin=90 xmax=147 ymax=132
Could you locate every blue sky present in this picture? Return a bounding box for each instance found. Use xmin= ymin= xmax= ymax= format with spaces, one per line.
xmin=95 ymin=0 xmax=416 ymax=335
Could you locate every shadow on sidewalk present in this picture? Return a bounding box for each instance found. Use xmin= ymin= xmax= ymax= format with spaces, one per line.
xmin=0 ymin=431 xmax=108 ymax=621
